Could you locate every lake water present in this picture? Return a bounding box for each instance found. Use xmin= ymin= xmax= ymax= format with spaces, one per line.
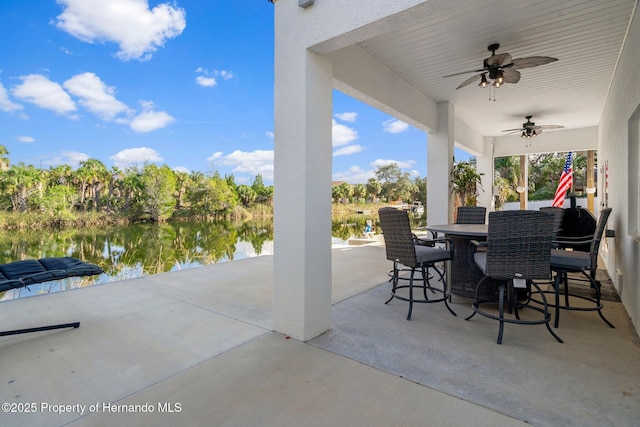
xmin=0 ymin=217 xmax=375 ymax=300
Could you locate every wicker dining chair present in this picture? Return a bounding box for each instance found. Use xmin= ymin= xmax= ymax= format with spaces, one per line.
xmin=549 ymin=208 xmax=614 ymax=328
xmin=465 ymin=210 xmax=562 ymax=344
xmin=455 ymin=206 xmax=487 ymax=224
xmin=539 ymin=206 xmax=565 ymax=236
xmin=378 ymin=207 xmax=456 ymax=320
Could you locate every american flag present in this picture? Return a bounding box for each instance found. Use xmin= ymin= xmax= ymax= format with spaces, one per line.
xmin=552 ymin=152 xmax=573 ymax=207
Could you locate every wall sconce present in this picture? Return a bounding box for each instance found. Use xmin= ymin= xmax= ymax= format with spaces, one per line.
xmin=585 ymin=187 xmax=596 ymax=194
xmin=516 ymin=186 xmax=525 ymax=194
xmin=299 ymin=0 xmax=314 ymax=7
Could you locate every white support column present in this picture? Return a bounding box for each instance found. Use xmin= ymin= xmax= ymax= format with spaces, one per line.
xmin=475 ymin=136 xmax=494 ymax=214
xmin=427 ymin=102 xmax=455 ymax=225
xmin=273 ymin=35 xmax=333 ymax=340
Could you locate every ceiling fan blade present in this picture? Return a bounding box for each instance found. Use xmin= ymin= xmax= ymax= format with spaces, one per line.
xmin=538 ymin=125 xmax=564 ymax=130
xmin=502 ymin=128 xmax=525 ymax=132
xmin=503 ymin=69 xmax=521 ymax=84
xmin=486 ymin=53 xmax=512 ymax=67
xmin=501 ymin=130 xmax=523 ymax=136
xmin=443 ymin=68 xmax=486 ymax=78
xmin=511 ymin=56 xmax=558 ymax=69
xmin=456 ymin=73 xmax=482 ymax=89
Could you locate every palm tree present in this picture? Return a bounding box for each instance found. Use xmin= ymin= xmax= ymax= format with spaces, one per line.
xmin=4 ymin=163 xmax=40 ymax=212
xmin=450 ymin=159 xmax=484 ymax=207
xmin=0 ymin=144 xmax=10 ymax=171
xmin=76 ymin=159 xmax=109 ymax=211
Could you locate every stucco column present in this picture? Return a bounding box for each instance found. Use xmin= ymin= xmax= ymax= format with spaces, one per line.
xmin=273 ymin=31 xmax=333 ymax=340
xmin=518 ymin=155 xmax=528 ymax=210
xmin=475 ymin=136 xmax=493 ymax=214
xmin=586 ymin=150 xmax=595 ymax=213
xmin=427 ymin=102 xmax=455 ymax=224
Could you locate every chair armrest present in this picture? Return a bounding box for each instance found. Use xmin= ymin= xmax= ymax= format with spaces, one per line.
xmin=469 ymin=240 xmax=487 ymax=249
xmin=553 ymin=235 xmax=595 ymax=243
xmin=552 ymin=236 xmax=597 ymax=249
xmin=412 ymin=233 xmax=435 ymax=247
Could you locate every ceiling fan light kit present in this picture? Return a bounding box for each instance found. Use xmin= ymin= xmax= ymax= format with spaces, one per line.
xmin=444 ymin=43 xmax=558 ymax=93
xmin=502 ymin=115 xmax=564 ymax=146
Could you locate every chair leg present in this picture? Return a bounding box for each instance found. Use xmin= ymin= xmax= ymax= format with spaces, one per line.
xmin=582 ymin=271 xmax=615 ymax=329
xmin=497 ymin=283 xmax=506 ymax=344
xmin=510 ymin=281 xmax=521 ymax=320
xmin=385 ymin=262 xmax=398 ymax=305
xmin=531 ymin=281 xmax=563 ymax=343
xmin=432 ymin=263 xmax=456 ymax=316
xmin=465 ymin=276 xmax=488 ymax=321
xmin=553 ymin=272 xmax=562 ymax=328
xmin=563 ymin=273 xmax=570 ymax=307
xmin=407 ymin=269 xmax=415 ymax=320
xmin=421 ymin=266 xmax=430 ymax=300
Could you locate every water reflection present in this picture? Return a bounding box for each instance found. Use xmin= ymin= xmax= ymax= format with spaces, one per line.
xmin=0 ymin=213 xmax=424 ymax=300
xmin=0 ymin=220 xmax=273 ymax=300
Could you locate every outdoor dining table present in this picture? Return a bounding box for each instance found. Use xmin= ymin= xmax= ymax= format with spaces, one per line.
xmin=424 ymin=223 xmax=489 ymax=300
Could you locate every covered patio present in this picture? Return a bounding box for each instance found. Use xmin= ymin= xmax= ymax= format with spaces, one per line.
xmin=0 ymin=245 xmax=638 ymax=426
xmin=272 ymin=0 xmax=640 ymax=345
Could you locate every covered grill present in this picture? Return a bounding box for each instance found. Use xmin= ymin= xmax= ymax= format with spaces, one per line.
xmin=557 ymin=196 xmax=597 ymax=253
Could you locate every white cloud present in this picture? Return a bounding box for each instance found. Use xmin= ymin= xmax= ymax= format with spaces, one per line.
xmin=42 ymin=150 xmax=90 ymax=168
xmin=63 ymin=72 xmax=132 ymax=120
xmin=173 ymin=166 xmax=190 ymax=174
xmin=110 ymin=147 xmax=163 ymax=168
xmin=0 ymin=81 xmax=23 ymax=112
xmin=55 ymin=0 xmax=186 ymax=61
xmin=11 ymin=74 xmax=76 ymax=114
xmin=383 ymin=118 xmax=409 ymax=134
xmin=195 ymin=76 xmax=217 ymax=87
xmin=207 ymin=151 xmax=223 ymax=162
xmin=210 ymin=149 xmax=274 ymax=181
xmin=265 ymin=131 xmax=274 ymax=138
xmin=334 ymin=112 xmax=357 ymax=122
xmin=195 ymin=68 xmax=235 ymax=87
xmin=129 ymin=101 xmax=174 ymax=133
xmin=332 ymin=119 xmax=358 ymax=147
xmin=371 ymin=158 xmax=416 ymax=169
xmin=332 ymin=165 xmax=375 ymax=184
xmin=219 ymin=70 xmax=234 ymax=80
xmin=18 ymin=136 xmax=35 ymax=143
xmin=333 ymin=144 xmax=364 ymax=157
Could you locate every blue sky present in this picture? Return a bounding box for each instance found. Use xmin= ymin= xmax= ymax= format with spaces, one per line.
xmin=0 ymin=0 xmax=470 ymax=185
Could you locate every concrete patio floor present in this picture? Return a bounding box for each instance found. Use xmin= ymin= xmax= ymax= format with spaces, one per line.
xmin=0 ymin=244 xmax=638 ymax=427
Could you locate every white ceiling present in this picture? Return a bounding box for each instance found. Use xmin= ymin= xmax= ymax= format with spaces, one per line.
xmin=357 ymin=0 xmax=636 ymax=137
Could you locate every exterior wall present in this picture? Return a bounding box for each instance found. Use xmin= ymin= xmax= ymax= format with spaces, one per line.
xmin=599 ymin=6 xmax=640 ymax=332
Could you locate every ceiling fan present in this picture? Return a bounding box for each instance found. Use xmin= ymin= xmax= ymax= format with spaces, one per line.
xmin=502 ymin=115 xmax=564 ymax=139
xmin=444 ymin=43 xmax=558 ymax=90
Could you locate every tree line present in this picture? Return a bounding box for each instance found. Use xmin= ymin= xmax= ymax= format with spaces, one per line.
xmin=331 ymin=152 xmax=591 ymax=209
xmin=332 ymin=163 xmax=427 ymax=205
xmin=0 ymin=143 xmax=584 ymax=228
xmin=0 ymin=145 xmax=273 ymax=226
